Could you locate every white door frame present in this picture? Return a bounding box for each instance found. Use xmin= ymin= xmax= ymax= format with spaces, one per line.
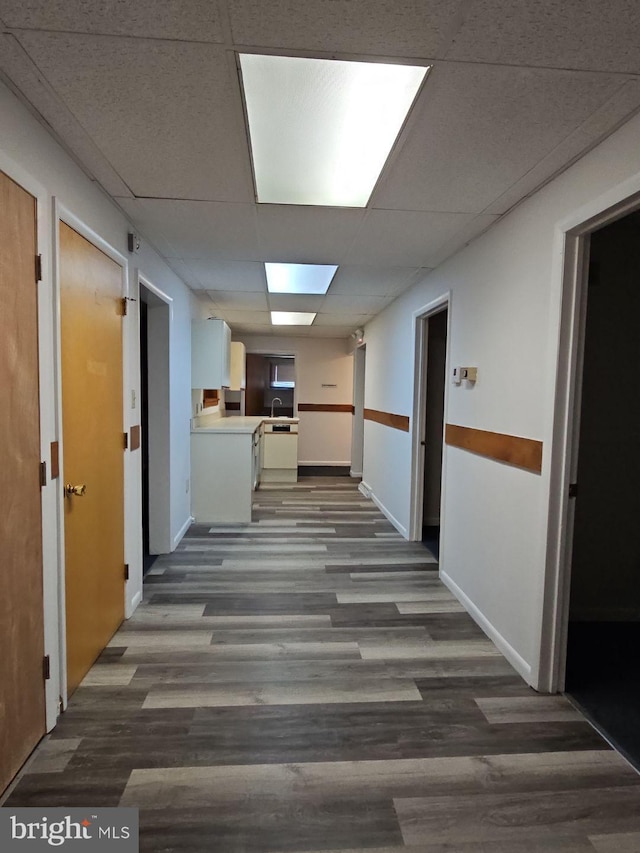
xmin=409 ymin=293 xmax=451 ymax=544
xmin=539 ymin=182 xmax=640 ymax=693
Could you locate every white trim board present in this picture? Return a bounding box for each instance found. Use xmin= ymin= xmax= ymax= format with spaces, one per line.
xmin=359 ymin=480 xmax=408 ymax=539
xmin=173 ymin=515 xmax=194 ymax=550
xmin=441 ymin=570 xmax=533 ymax=685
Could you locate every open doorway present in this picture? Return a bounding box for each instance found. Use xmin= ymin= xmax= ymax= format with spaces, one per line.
xmin=351 ymin=343 xmax=366 ymax=478
xmin=410 ymin=299 xmax=449 ymax=550
xmin=139 ymin=278 xmax=172 ymax=567
xmin=564 ymin=210 xmax=640 ymax=768
xmin=245 ymin=353 xmax=295 ymax=417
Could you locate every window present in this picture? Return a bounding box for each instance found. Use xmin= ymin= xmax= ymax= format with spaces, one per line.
xmin=270 ymin=361 xmax=295 ymax=389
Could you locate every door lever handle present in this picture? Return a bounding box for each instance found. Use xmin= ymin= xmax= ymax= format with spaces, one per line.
xmin=65 ymin=483 xmax=87 ymax=497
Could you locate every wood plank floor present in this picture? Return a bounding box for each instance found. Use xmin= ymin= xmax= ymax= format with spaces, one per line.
xmin=5 ymin=478 xmax=640 ymax=851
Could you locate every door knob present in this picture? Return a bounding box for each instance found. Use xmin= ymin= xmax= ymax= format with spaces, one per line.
xmin=65 ymin=483 xmax=87 ymax=497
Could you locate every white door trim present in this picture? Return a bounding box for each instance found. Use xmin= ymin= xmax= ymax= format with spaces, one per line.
xmin=539 ymin=181 xmax=640 ymax=693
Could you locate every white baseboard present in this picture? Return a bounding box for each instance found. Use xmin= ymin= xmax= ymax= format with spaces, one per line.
xmin=173 ymin=515 xmax=193 ymax=550
xmin=360 ymin=480 xmax=408 ymax=538
xmin=350 ymin=470 xmax=363 ymax=478
xmin=298 ymin=460 xmax=351 ymax=466
xmin=440 ymin=569 xmax=533 ymax=685
xmin=126 ymin=589 xmax=143 ymax=619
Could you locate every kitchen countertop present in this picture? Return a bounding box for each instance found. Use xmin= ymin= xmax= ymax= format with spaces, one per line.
xmin=191 ymin=416 xmax=299 ymax=435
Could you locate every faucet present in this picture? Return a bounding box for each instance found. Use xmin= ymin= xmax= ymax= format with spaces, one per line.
xmin=270 ymin=397 xmax=283 ymax=418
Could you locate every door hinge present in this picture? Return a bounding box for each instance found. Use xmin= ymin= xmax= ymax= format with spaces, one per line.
xmin=43 ymin=655 xmax=51 ymax=681
xmin=123 ymin=431 xmax=129 ymax=450
xmin=39 ymin=461 xmax=47 ymax=487
xmin=35 ymin=254 xmax=42 ymax=282
xmin=568 ymin=483 xmax=578 ymax=499
xmin=124 ymin=563 xmax=130 ymax=581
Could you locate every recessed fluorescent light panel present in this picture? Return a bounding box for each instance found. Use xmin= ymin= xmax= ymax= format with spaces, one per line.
xmin=265 ymin=263 xmax=338 ymax=295
xmin=271 ymin=311 xmax=317 ymax=326
xmin=240 ymin=54 xmax=429 ymax=207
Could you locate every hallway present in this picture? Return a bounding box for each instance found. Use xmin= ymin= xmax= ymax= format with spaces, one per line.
xmin=5 ymin=479 xmax=640 ymax=851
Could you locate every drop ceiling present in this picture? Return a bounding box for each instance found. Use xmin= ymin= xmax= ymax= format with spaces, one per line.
xmin=1 ymin=0 xmax=639 ymax=337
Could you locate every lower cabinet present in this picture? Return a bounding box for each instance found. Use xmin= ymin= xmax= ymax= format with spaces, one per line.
xmin=191 ymin=431 xmax=253 ymax=522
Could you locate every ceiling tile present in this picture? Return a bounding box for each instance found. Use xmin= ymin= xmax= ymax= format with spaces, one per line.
xmin=0 ymin=0 xmax=225 ymax=42
xmin=228 ymin=0 xmax=466 ymax=57
xmin=15 ymin=32 xmax=253 ymax=200
xmin=267 ymin=294 xmax=326 ymax=313
xmin=256 ymin=205 xmax=365 ymax=264
xmin=373 ymin=62 xmax=627 ymax=213
xmin=321 ymin=294 xmax=394 ymax=314
xmin=215 ymin=310 xmax=272 ymax=325
xmin=169 ymin=260 xmax=266 ymax=291
xmin=344 ymin=210 xmax=474 ymax=267
xmin=328 ymin=266 xmax=421 ymax=296
xmin=0 ymin=32 xmax=133 ymax=197
xmin=446 ymin=0 xmax=640 ymax=74
xmin=116 ymin=199 xmax=260 ymax=260
xmin=423 ymin=213 xmax=501 ymax=268
xmin=313 ymin=313 xmax=370 ymax=327
xmin=484 ymin=78 xmax=640 ymax=215
xmin=207 ymin=291 xmax=268 ymax=310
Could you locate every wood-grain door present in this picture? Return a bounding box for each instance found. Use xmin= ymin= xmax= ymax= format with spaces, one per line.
xmin=60 ymin=223 xmax=125 ymax=695
xmin=0 ymin=170 xmax=46 ymax=793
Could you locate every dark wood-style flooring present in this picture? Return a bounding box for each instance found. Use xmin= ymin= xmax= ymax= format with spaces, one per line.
xmin=4 ymin=478 xmax=640 ymax=851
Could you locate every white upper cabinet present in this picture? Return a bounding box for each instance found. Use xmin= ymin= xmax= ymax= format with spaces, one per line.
xmin=229 ymin=341 xmax=246 ymax=390
xmin=191 ymin=319 xmax=231 ymax=389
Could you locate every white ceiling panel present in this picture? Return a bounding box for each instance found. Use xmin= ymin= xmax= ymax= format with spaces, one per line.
xmin=446 ymin=0 xmax=640 ymax=74
xmin=116 ymin=199 xmax=259 ymax=260
xmin=267 ymin=295 xmax=326 ymax=313
xmin=328 ymin=266 xmax=422 ymax=296
xmin=373 ymin=63 xmax=628 ymax=214
xmin=172 ymin=260 xmax=267 ymax=292
xmin=484 ymin=79 xmax=640 ymax=215
xmin=0 ymin=32 xmax=133 ymax=197
xmin=228 ymin=0 xmax=466 ymax=58
xmin=344 ymin=210 xmax=475 ymax=267
xmin=206 ymin=291 xmax=268 ymax=310
xmin=15 ymin=32 xmax=253 ymax=200
xmin=215 ymin=310 xmax=272 ymax=325
xmin=423 ymin=214 xmax=501 ymax=268
xmin=256 ymin=205 xmax=366 ymax=264
xmin=0 ymin=0 xmax=225 ymax=42
xmin=321 ymin=294 xmax=394 ymax=314
xmin=314 ymin=313 xmax=370 ymax=327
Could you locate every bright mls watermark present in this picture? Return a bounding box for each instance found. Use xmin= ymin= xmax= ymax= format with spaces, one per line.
xmin=0 ymin=809 xmax=138 ymax=850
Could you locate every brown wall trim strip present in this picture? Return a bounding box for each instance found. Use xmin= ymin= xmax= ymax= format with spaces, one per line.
xmin=364 ymin=408 xmax=410 ymax=432
xmin=129 ymin=425 xmax=141 ymax=452
xmin=445 ymin=423 xmax=543 ymax=474
xmin=50 ymin=441 xmax=60 ymax=479
xmin=298 ymin=403 xmax=355 ymax=413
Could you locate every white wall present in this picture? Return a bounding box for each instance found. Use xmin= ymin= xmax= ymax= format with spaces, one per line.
xmin=361 ymin=110 xmax=640 ymax=688
xmin=0 ymin=79 xmax=194 ymax=719
xmin=237 ymin=334 xmax=354 ymax=466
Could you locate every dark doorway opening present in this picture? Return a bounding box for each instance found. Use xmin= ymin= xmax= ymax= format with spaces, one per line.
xmin=139 ymin=299 xmax=156 ymax=576
xmin=421 ymin=308 xmax=447 ymax=559
xmin=564 ymin=210 xmax=640 ymax=770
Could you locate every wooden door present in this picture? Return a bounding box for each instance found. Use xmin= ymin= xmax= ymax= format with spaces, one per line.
xmin=0 ymin=171 xmax=46 ymax=793
xmin=60 ymin=223 xmax=125 ymax=695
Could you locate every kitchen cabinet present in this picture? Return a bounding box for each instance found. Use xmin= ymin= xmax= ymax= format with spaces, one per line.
xmin=229 ymin=341 xmax=246 ymax=390
xmin=191 ymin=319 xmax=230 ymax=389
xmin=190 ymin=418 xmax=263 ymax=522
xmin=261 ymin=420 xmax=299 ymax=483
